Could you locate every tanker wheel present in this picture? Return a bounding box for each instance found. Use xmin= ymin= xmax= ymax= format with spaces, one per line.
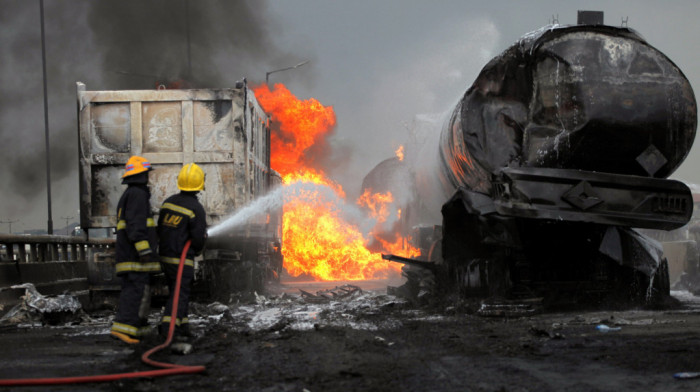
xmin=608 ymin=257 xmax=671 ymax=306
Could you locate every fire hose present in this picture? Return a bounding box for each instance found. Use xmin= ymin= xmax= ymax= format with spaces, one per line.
xmin=0 ymin=240 xmax=206 ymax=386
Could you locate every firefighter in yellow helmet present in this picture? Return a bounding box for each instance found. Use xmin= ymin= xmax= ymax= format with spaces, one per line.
xmin=110 ymin=156 xmax=160 ymax=344
xmin=157 ymin=163 xmax=207 ymax=339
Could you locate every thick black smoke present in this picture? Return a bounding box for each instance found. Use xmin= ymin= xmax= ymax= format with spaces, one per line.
xmin=0 ymin=0 xmax=305 ymax=231
xmin=88 ymin=0 xmax=294 ymax=89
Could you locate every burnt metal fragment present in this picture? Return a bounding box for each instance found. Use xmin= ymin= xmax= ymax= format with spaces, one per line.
xmin=382 ymin=254 xmax=440 ymax=272
xmin=300 ymin=285 xmax=362 ymax=303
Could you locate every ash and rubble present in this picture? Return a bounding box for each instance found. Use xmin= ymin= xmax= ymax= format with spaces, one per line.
xmin=184 ymin=287 xmax=700 ymax=336
xmin=0 ymin=283 xmax=442 ymax=334
xmin=4 ymin=286 xmax=698 ymax=339
xmin=4 ymin=283 xmax=700 ymax=342
xmin=190 ymin=285 xmax=420 ymax=333
xmin=0 ymin=283 xmax=84 ymax=327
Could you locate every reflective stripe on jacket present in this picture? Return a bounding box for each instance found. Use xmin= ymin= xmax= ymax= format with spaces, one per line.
xmin=115 ymin=184 xmax=159 ymax=274
xmin=157 ymin=192 xmax=207 ymax=262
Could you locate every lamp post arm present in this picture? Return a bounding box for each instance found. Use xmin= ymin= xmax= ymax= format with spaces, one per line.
xmin=266 ymin=60 xmax=310 ymax=84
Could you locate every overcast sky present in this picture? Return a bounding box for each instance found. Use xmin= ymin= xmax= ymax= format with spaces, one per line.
xmin=2 ymin=0 xmax=700 ymax=233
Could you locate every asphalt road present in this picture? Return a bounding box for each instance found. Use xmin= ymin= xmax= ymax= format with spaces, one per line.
xmin=1 ymin=285 xmax=700 ymax=391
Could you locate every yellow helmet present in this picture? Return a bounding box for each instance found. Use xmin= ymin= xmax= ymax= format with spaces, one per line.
xmin=122 ymin=156 xmax=152 ymax=178
xmin=178 ymin=163 xmax=205 ymax=191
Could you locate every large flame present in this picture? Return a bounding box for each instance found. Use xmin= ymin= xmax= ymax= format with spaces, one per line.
xmin=253 ymin=84 xmax=335 ymax=177
xmin=254 ymin=83 xmax=419 ymax=281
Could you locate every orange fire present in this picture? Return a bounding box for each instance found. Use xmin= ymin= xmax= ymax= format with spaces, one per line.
xmin=377 ymin=233 xmax=421 ymax=259
xmin=395 ymin=145 xmax=405 ymax=161
xmin=282 ymin=168 xmax=346 ymax=198
xmin=254 ymin=83 xmax=419 ymax=281
xmin=253 ymin=84 xmax=335 ymax=177
xmin=357 ymin=189 xmax=393 ymax=224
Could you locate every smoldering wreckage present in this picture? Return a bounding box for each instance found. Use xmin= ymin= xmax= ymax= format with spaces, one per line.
xmin=2 ymin=11 xmax=700 ymax=390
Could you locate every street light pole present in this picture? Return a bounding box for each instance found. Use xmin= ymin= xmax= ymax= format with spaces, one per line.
xmin=39 ymin=0 xmax=53 ymax=235
xmin=266 ymin=60 xmax=310 ymax=85
xmin=184 ymin=0 xmax=192 ymax=78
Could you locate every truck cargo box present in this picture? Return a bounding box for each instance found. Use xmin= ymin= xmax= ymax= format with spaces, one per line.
xmin=76 ymin=82 xmax=272 ymax=229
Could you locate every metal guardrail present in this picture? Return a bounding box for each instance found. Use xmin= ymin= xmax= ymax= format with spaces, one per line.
xmin=0 ymin=234 xmax=115 ymax=263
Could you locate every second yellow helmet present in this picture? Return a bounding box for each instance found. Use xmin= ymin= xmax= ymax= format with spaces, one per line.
xmin=177 ymin=163 xmax=205 ymax=191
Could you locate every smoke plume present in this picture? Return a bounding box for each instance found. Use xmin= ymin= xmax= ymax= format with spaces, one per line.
xmin=0 ymin=0 xmax=305 ymax=232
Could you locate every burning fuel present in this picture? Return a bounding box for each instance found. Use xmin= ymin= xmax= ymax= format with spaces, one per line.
xmin=280 ymin=176 xmax=402 ymax=280
xmin=357 ymin=190 xmax=394 ymax=225
xmin=249 ymin=84 xmax=419 ymax=281
xmin=395 ymin=145 xmax=404 ymax=161
xmin=253 ymin=84 xmax=336 ymax=177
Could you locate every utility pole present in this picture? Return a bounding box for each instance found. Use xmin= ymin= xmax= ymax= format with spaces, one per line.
xmin=0 ymin=219 xmax=19 ymax=234
xmin=60 ymin=216 xmax=74 ymax=234
xmin=39 ymin=0 xmax=53 ymax=235
xmin=184 ymin=0 xmax=192 ymax=78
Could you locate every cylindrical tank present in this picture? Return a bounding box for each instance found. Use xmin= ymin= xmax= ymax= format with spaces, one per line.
xmin=439 ymin=25 xmax=697 ymax=197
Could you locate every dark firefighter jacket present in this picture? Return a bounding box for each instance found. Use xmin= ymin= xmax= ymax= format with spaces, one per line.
xmin=115 ymin=183 xmax=159 ymax=274
xmin=157 ymin=192 xmax=207 ymax=267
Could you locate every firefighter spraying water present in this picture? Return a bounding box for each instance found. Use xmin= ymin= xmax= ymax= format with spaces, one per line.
xmin=157 ymin=163 xmax=208 ymax=340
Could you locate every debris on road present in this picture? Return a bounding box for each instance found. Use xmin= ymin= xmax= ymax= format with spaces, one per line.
xmin=171 ymin=342 xmax=194 ymax=355
xmin=596 ymin=324 xmax=622 ymax=332
xmin=528 ymin=325 xmax=564 ymax=340
xmin=299 ymin=284 xmax=362 ymax=303
xmin=476 ymin=298 xmax=542 ymax=317
xmin=0 ymin=283 xmax=82 ymax=326
xmin=674 ymin=372 xmax=700 ymax=379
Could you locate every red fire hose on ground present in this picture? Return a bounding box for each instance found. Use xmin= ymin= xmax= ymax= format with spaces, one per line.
xmin=0 ymin=240 xmax=205 ymax=386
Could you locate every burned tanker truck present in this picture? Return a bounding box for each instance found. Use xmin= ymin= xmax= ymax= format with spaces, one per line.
xmin=77 ymin=81 xmax=283 ymax=302
xmin=376 ymin=14 xmax=697 ymax=306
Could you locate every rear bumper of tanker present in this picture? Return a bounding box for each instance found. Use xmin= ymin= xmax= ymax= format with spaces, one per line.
xmin=434 ymin=167 xmax=692 ymax=304
xmin=491 ymin=167 xmax=693 ymax=231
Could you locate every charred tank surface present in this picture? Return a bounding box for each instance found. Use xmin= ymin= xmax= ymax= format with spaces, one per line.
xmin=439 ymin=25 xmax=696 ymax=195
xmin=379 ymin=22 xmax=697 ymax=307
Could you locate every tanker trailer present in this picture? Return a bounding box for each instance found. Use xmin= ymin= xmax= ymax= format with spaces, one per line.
xmin=377 ymin=20 xmax=697 ymax=306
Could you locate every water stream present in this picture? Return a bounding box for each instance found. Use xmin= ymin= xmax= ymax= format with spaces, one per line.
xmin=206 ymin=181 xmax=345 ymax=237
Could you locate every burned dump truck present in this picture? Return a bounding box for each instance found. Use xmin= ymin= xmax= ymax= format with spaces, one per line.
xmin=376 ymin=14 xmax=697 ymax=306
xmin=77 ymin=81 xmax=282 ymax=302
